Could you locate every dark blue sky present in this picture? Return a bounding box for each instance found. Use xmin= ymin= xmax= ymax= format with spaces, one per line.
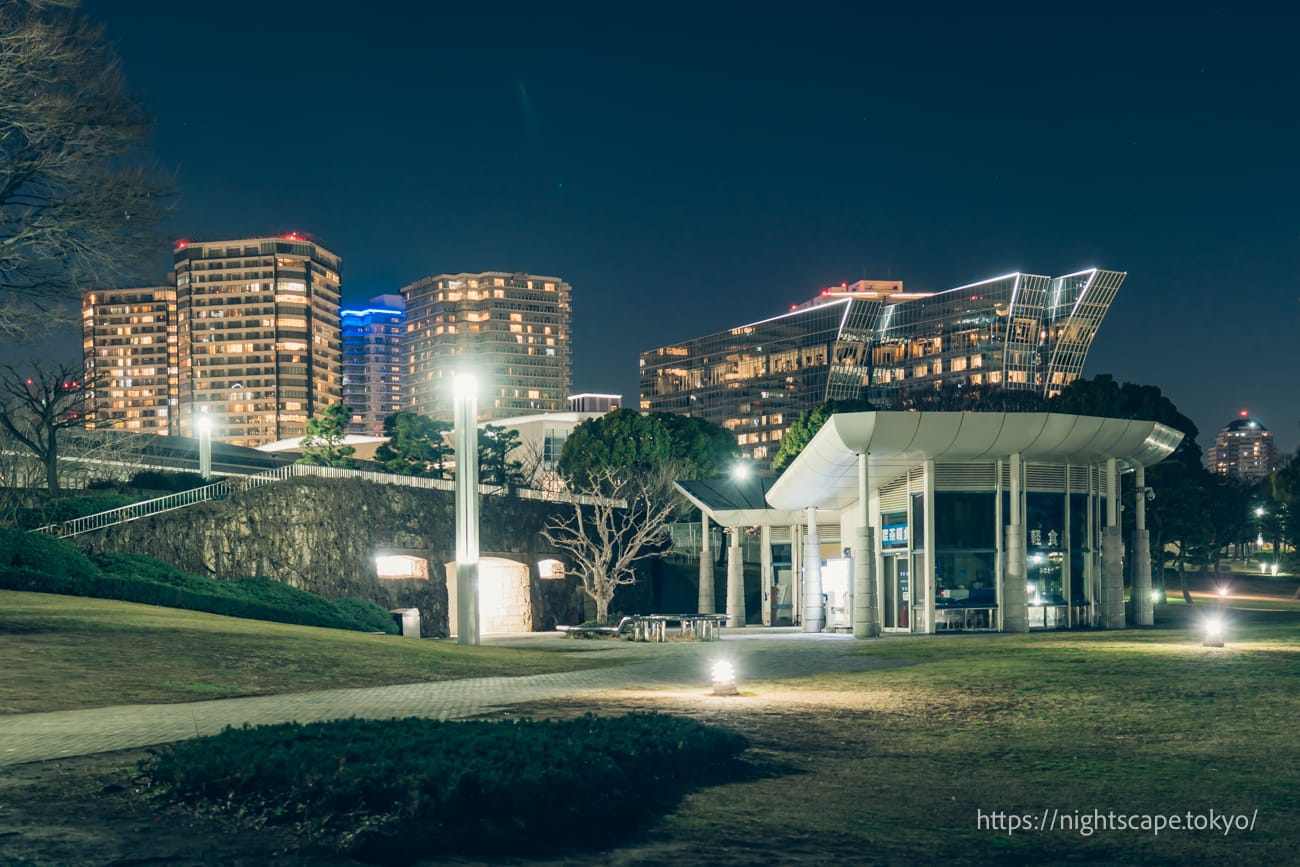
xmin=83 ymin=1 xmax=1299 ymax=454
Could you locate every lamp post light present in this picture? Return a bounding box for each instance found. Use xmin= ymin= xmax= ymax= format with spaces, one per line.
xmin=453 ymin=372 xmax=480 ymax=646
xmin=196 ymin=407 xmax=213 ymax=480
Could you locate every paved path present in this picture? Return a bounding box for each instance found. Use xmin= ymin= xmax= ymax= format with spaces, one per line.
xmin=0 ymin=630 xmax=898 ymax=767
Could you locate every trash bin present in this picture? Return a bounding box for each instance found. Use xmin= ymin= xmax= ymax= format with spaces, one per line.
xmin=389 ymin=608 xmax=421 ymax=638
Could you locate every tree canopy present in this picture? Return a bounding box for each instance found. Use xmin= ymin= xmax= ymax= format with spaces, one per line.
xmin=373 ymin=412 xmax=452 ymax=478
xmin=1049 ymin=375 xmax=1201 ymax=467
xmin=771 ymin=399 xmax=874 ymax=474
xmin=557 ymin=409 xmax=675 ymax=490
xmin=297 ymin=404 xmax=355 ymax=468
xmin=0 ymin=0 xmax=170 ymax=338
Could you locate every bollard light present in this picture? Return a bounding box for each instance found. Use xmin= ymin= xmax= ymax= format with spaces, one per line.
xmin=1202 ymin=615 xmax=1225 ymax=648
xmin=1217 ymin=585 xmax=1230 ymax=598
xmin=711 ymin=660 xmax=738 ymax=696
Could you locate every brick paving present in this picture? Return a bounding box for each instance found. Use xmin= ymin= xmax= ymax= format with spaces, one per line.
xmin=0 ymin=629 xmax=899 ymax=767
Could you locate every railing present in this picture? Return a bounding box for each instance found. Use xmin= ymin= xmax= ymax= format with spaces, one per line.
xmin=32 ymin=465 xmax=294 ymax=538
xmin=33 ymin=463 xmax=624 ymax=539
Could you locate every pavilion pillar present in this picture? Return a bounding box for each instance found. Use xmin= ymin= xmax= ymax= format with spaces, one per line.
xmin=853 ymin=451 xmax=879 ymax=638
xmin=760 ymin=523 xmax=773 ymax=625
xmin=1101 ymin=457 xmax=1126 ymax=629
xmin=1002 ymin=453 xmax=1028 ymax=633
xmin=698 ymin=512 xmax=715 ymax=614
xmin=726 ymin=528 xmax=746 ymax=627
xmin=803 ymin=506 xmax=824 ymax=633
xmin=1131 ymin=463 xmax=1153 ymax=626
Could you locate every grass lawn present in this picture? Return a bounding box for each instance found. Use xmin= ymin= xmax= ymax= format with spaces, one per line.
xmin=0 ymin=590 xmax=615 ymax=714
xmin=606 ymin=604 xmax=1300 ymax=866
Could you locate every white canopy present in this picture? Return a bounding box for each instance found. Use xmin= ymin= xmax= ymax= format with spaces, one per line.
xmin=766 ymin=411 xmax=1185 ymax=512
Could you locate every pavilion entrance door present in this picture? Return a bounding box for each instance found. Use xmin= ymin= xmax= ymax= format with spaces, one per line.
xmin=882 ymin=555 xmax=911 ymax=632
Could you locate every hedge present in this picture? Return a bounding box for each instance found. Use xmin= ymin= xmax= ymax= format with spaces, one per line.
xmin=144 ymin=713 xmax=749 ymax=862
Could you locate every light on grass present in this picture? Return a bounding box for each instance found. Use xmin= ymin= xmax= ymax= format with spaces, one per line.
xmin=1218 ymin=585 xmax=1230 ymax=598
xmin=711 ymin=660 xmax=738 ymax=696
xmin=1202 ymin=616 xmax=1225 ymax=648
xmin=1150 ymin=589 xmax=1161 ymax=603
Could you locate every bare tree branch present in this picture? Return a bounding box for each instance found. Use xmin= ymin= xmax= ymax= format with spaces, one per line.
xmin=0 ymin=360 xmax=93 ymax=492
xmin=541 ymin=466 xmax=677 ymax=623
xmin=0 ymin=0 xmax=172 ymax=340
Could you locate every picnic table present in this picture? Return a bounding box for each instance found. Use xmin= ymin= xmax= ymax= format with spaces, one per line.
xmin=557 ymin=614 xmax=731 ymax=641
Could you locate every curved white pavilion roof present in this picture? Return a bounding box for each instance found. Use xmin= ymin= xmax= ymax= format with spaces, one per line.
xmin=766 ymin=411 xmax=1185 ymax=513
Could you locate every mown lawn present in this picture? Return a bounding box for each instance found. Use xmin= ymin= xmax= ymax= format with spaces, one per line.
xmin=0 ymin=590 xmax=615 ymax=714
xmin=629 ymin=604 xmax=1300 ymax=866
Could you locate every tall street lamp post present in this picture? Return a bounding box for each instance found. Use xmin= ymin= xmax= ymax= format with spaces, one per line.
xmin=197 ymin=407 xmax=212 ymax=480
xmin=453 ymin=372 xmax=480 ymax=645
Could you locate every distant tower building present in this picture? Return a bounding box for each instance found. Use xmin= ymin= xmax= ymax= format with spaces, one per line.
xmin=1205 ymin=412 xmax=1278 ymax=482
xmin=402 ymin=271 xmax=571 ymax=421
xmin=173 ymin=234 xmax=342 ymax=447
xmin=340 ymin=295 xmax=406 ymax=436
xmin=568 ymin=393 xmax=621 ymax=413
xmin=82 ymin=285 xmax=180 ymax=435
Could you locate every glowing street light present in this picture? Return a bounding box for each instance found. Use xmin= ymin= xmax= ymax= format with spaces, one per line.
xmin=453 ymin=372 xmax=480 ymax=646
xmin=196 ymin=407 xmax=213 ymax=479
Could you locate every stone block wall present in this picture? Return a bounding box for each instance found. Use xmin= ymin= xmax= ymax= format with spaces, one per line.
xmin=73 ymin=477 xmax=587 ymax=637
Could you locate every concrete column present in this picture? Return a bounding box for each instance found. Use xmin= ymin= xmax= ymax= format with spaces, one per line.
xmin=726 ymin=528 xmax=746 ymax=627
xmin=803 ymin=506 xmax=824 ymax=633
xmin=1131 ymin=463 xmax=1153 ymax=626
xmin=698 ymin=512 xmax=715 ymax=614
xmin=1002 ymin=452 xmax=1028 ymax=632
xmin=1101 ymin=458 xmax=1126 ymax=629
xmin=760 ymin=523 xmax=773 ymax=625
xmin=853 ymin=451 xmax=879 ymax=638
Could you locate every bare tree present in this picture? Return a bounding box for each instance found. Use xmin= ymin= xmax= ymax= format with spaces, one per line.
xmin=0 ymin=362 xmax=92 ymax=492
xmin=541 ymin=466 xmax=677 ymax=623
xmin=0 ymin=0 xmax=170 ymax=339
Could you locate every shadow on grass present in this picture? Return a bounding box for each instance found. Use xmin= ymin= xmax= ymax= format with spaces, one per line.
xmin=346 ymin=751 xmax=798 ymax=866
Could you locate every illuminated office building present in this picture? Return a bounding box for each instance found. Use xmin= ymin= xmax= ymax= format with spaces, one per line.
xmin=402 ymin=271 xmax=571 ymax=422
xmin=341 ymin=295 xmax=406 ymax=435
xmin=82 ymin=286 xmax=180 ymax=434
xmin=1205 ymin=413 xmax=1278 ymax=482
xmin=173 ymin=235 xmax=342 ymax=447
xmin=640 ymin=269 xmax=1125 ymax=464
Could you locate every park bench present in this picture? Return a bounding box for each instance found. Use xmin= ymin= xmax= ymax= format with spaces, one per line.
xmin=557 ymin=615 xmax=636 ymax=639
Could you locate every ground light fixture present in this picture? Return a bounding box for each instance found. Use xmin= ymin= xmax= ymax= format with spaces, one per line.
xmin=1217 ymin=585 xmax=1230 ymax=598
xmin=711 ymin=660 xmax=739 ymax=696
xmin=1150 ymin=589 xmax=1162 ymax=603
xmin=1202 ymin=615 xmax=1226 ymax=648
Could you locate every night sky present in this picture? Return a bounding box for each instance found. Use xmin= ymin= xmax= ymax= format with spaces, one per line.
xmin=80 ymin=1 xmax=1299 ymax=454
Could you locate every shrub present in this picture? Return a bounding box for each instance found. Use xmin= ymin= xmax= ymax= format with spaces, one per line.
xmin=0 ymin=527 xmax=101 ymax=586
xmin=12 ymin=494 xmax=142 ymax=529
xmin=144 ymin=713 xmax=749 ymax=862
xmin=128 ymin=470 xmax=209 ymax=493
xmin=0 ymin=532 xmax=396 ymax=634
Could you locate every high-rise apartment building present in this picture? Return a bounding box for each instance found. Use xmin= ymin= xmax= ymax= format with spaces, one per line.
xmin=641 ymin=269 xmax=1124 ymax=464
xmin=402 ymin=271 xmax=571 ymax=421
xmin=173 ymin=235 xmax=342 ymax=447
xmin=82 ymin=285 xmax=179 ymax=435
xmin=340 ymin=295 xmax=406 ymax=436
xmin=1205 ymin=413 xmax=1278 ymax=482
